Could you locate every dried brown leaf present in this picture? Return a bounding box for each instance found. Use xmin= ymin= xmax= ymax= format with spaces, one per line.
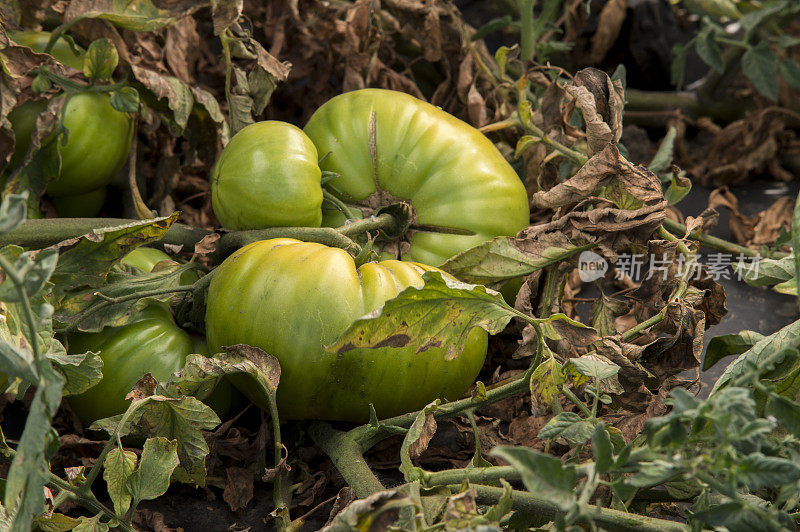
xmin=223 ymin=466 xmax=254 ymax=512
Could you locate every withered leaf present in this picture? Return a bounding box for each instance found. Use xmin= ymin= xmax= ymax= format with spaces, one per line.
xmin=565 ymin=68 xmax=624 ymax=155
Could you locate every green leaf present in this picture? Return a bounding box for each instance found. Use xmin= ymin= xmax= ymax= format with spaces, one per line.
xmin=742 ymin=41 xmax=779 ymax=101
xmin=50 ymin=214 xmax=178 ymax=292
xmin=34 ymin=512 xmax=81 ymax=531
xmin=103 ymin=447 xmax=137 ymax=518
xmin=712 ymin=318 xmax=800 ymax=396
xmin=490 ymin=446 xmax=577 ymax=512
xmin=665 ymin=170 xmax=692 ymax=206
xmin=161 ymin=345 xmax=280 ymax=414
xmin=0 ymin=247 xmax=58 ymax=303
xmin=72 ymin=514 xmax=109 ymax=532
xmin=627 ymin=459 xmax=682 ymax=488
xmin=399 ymin=403 xmax=437 ymax=482
xmin=92 ymin=396 xmax=218 ymax=486
xmin=327 ymin=271 xmax=516 ymax=362
xmin=494 ymin=45 xmax=517 ymax=79
xmin=695 ymin=27 xmax=724 ymax=72
xmin=53 ymin=264 xmax=187 ymax=332
xmin=132 ymin=68 xmax=194 ymax=131
xmin=71 ymin=0 xmax=191 ymax=31
xmin=109 ymin=87 xmax=140 ymax=114
xmin=780 ymin=59 xmax=800 ymax=89
xmin=529 ymin=354 xmax=564 ymax=413
xmin=765 ymin=394 xmax=800 ymax=437
xmin=741 ymin=3 xmax=786 ymax=34
xmin=704 ymin=330 xmax=764 ymax=371
xmin=735 ymin=255 xmax=794 ymax=287
xmin=0 ymin=193 xmax=27 ymax=234
xmin=440 ymin=235 xmax=593 ymax=285
xmin=671 ymin=42 xmax=690 ymax=89
xmin=648 ymin=126 xmax=677 ymax=173
xmin=591 ymin=294 xmax=627 ymax=337
xmin=126 ymin=437 xmax=179 ymax=504
xmin=30 ymin=73 xmax=51 ymax=94
xmin=5 ymin=364 xmax=64 ymax=531
xmin=539 ymin=413 xmax=595 ymax=446
xmin=47 ymin=350 xmax=103 ymax=396
xmin=735 ymin=452 xmax=800 ymax=489
xmin=566 ymin=356 xmax=620 ymax=381
xmin=83 ymin=38 xmax=118 ymax=80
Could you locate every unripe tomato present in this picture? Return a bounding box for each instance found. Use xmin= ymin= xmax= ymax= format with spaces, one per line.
xmin=52 ymin=187 xmax=106 ymax=217
xmin=67 ymin=303 xmax=195 ymax=424
xmin=9 ymin=30 xmax=85 ymax=69
xmin=304 ymin=89 xmax=530 ymax=267
xmin=120 ymin=246 xmax=200 ymax=286
xmin=205 ymin=238 xmax=488 ymax=422
xmin=67 ymin=249 xmax=213 ymax=424
xmin=47 ymin=92 xmax=134 ymax=197
xmin=211 ymin=121 xmax=323 ymax=230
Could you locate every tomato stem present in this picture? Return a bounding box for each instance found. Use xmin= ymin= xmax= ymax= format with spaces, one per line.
xmin=308 ymin=422 xmax=385 ymax=498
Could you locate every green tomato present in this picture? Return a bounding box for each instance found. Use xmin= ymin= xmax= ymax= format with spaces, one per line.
xmin=304 ymin=88 xmax=530 ymax=267
xmin=9 ymin=30 xmax=85 ymax=70
xmin=52 ymin=187 xmax=107 ymax=217
xmin=211 ymin=121 xmax=323 ymax=229
xmin=205 ymin=238 xmax=488 ymax=422
xmin=47 ymin=92 xmax=134 ymax=197
xmin=67 ymin=250 xmax=211 ymax=424
xmin=67 ymin=303 xmax=194 ymax=424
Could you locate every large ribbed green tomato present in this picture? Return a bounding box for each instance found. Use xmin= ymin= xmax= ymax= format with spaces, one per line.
xmin=47 ymin=92 xmax=134 ymax=197
xmin=205 ymin=238 xmax=488 ymax=422
xmin=211 ymin=121 xmax=323 ymax=230
xmin=304 ymin=89 xmax=530 ymax=267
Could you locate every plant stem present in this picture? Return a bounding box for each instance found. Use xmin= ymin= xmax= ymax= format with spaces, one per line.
xmin=0 ymin=218 xmax=212 ymax=250
xmin=562 ymin=386 xmax=592 ymax=418
xmin=660 ymin=218 xmax=775 ymax=258
xmin=519 ymin=0 xmax=535 ymax=61
xmin=43 ymin=17 xmax=85 ymax=54
xmin=625 ymin=89 xmax=745 ymax=124
xmin=215 ymin=226 xmax=361 ymax=257
xmin=468 ymin=484 xmax=689 ymax=532
xmin=1 ymin=446 xmax=133 ymax=531
xmin=336 ymin=213 xmax=396 ymax=238
xmin=322 ymin=190 xmax=360 ymax=220
xmin=350 ymin=366 xmax=534 ymax=450
xmin=266 ymin=396 xmax=291 ymax=527
xmin=308 ymin=422 xmax=385 ymax=498
xmin=621 ymin=279 xmax=688 ymax=342
xmin=49 ymin=474 xmax=135 ymax=531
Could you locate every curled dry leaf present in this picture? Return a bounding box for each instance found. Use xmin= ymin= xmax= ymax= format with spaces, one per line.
xmin=261 ymin=444 xmax=290 ymax=483
xmin=526 ymin=145 xmax=666 ymax=257
xmin=691 ymin=108 xmax=797 ymax=186
xmin=565 ymin=68 xmax=624 ymax=155
xmin=709 ymin=186 xmax=794 ymax=250
xmin=408 ymin=411 xmax=437 ymax=460
xmin=194 ymin=233 xmax=220 ymax=257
